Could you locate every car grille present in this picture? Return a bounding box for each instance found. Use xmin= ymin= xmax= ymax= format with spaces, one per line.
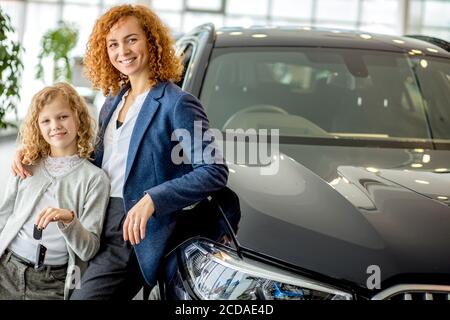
xmin=371 ymin=285 xmax=450 ymax=300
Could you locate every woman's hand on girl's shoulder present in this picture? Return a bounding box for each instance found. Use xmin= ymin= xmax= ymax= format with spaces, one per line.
xmin=11 ymin=149 xmax=32 ymax=179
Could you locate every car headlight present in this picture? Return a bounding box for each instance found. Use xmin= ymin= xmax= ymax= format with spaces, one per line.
xmin=180 ymin=240 xmax=353 ymax=300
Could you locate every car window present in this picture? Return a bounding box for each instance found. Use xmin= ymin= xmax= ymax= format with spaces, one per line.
xmin=175 ymin=43 xmax=194 ymax=87
xmin=410 ymin=58 xmax=450 ymax=142
xmin=200 ymin=47 xmax=450 ymax=141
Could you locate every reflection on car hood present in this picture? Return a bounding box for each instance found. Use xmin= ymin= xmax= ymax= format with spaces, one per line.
xmin=227 ymin=144 xmax=450 ymax=289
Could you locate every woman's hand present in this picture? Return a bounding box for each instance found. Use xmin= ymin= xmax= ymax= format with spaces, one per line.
xmin=11 ymin=149 xmax=31 ymax=179
xmin=123 ymin=194 xmax=155 ymax=245
xmin=35 ymin=207 xmax=75 ymax=230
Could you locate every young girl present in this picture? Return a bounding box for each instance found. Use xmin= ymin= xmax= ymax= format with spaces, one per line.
xmin=0 ymin=82 xmax=110 ymax=300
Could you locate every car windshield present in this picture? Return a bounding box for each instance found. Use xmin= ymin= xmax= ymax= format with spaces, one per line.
xmin=200 ymin=47 xmax=450 ymax=141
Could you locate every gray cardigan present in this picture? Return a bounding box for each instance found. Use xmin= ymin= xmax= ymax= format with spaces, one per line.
xmin=0 ymin=159 xmax=110 ymax=299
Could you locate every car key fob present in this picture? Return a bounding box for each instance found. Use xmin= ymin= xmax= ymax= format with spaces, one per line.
xmin=33 ymin=224 xmax=42 ymax=240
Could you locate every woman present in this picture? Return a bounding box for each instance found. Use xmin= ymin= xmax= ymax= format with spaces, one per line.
xmin=13 ymin=4 xmax=228 ymax=299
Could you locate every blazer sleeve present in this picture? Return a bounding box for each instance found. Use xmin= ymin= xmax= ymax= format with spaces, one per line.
xmin=0 ymin=175 xmax=20 ymax=234
xmin=145 ymin=93 xmax=229 ymax=217
xmin=58 ymin=172 xmax=110 ymax=261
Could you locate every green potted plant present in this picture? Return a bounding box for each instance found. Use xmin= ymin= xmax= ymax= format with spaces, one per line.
xmin=0 ymin=8 xmax=24 ymax=129
xmin=36 ymin=21 xmax=79 ymax=83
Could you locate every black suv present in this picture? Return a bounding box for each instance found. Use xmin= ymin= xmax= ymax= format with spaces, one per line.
xmin=158 ymin=25 xmax=450 ymax=300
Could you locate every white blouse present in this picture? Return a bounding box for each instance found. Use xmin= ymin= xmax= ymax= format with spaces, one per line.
xmin=101 ymin=89 xmax=150 ymax=198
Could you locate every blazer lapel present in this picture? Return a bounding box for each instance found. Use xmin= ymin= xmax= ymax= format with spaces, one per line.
xmin=101 ymin=86 xmax=130 ymax=138
xmin=94 ymin=86 xmax=129 ymax=167
xmin=124 ymin=82 xmax=168 ymax=184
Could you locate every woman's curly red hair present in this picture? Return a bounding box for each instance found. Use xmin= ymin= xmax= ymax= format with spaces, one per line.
xmin=84 ymin=4 xmax=183 ymax=96
xmin=20 ymin=82 xmax=96 ymax=164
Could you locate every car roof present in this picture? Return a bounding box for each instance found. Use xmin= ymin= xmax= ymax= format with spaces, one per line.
xmin=211 ymin=26 xmax=450 ymax=58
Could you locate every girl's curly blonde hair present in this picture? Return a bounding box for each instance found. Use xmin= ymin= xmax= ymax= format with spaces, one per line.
xmin=20 ymin=82 xmax=96 ymax=164
xmin=84 ymin=4 xmax=183 ymax=96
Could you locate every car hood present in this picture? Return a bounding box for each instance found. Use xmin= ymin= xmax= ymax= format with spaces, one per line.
xmin=227 ymin=143 xmax=450 ymax=290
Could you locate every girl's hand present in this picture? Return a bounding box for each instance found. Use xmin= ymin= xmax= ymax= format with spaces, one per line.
xmin=123 ymin=194 xmax=155 ymax=245
xmin=35 ymin=207 xmax=75 ymax=230
xmin=11 ymin=149 xmax=31 ymax=179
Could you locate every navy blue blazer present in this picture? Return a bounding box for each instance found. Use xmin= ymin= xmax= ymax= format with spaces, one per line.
xmin=93 ymin=81 xmax=229 ymax=285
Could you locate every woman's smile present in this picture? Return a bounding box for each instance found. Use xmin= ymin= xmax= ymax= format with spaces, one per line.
xmin=119 ymin=57 xmax=136 ymax=65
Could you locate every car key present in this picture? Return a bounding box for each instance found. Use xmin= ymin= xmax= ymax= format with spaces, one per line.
xmin=33 ymin=224 xmax=42 ymax=240
xmin=33 ymin=224 xmax=46 ymax=270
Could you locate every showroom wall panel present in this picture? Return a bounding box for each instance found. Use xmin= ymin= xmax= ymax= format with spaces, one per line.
xmin=411 ymin=0 xmax=450 ymax=40
xmin=361 ymin=0 xmax=399 ymax=34
xmin=272 ymin=0 xmax=313 ymax=20
xmin=316 ymin=0 xmax=359 ymax=22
